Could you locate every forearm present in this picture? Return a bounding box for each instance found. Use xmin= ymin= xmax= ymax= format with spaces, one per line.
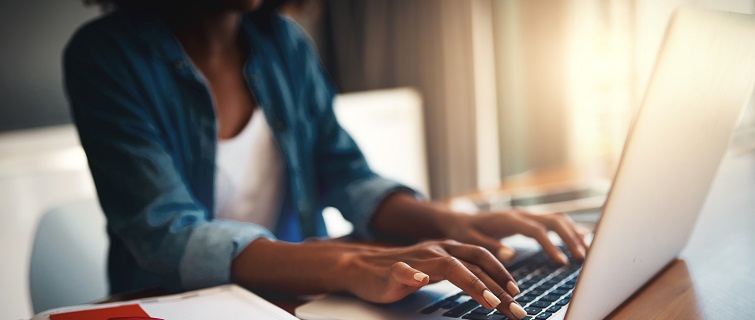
xmin=231 ymin=238 xmax=378 ymax=294
xmin=370 ymin=192 xmax=463 ymax=240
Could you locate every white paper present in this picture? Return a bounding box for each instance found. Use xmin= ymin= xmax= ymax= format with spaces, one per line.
xmin=31 ymin=285 xmax=298 ymax=320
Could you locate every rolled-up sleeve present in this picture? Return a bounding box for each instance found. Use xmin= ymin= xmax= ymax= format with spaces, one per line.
xmin=64 ymin=26 xmax=273 ymax=291
xmin=338 ymin=177 xmax=419 ymax=238
xmin=179 ymin=219 xmax=271 ymax=289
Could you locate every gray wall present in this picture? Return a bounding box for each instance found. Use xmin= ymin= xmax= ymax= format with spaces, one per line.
xmin=0 ymin=1 xmax=99 ymax=133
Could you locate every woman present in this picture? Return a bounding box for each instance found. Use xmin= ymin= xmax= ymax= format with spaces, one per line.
xmin=64 ymin=0 xmax=587 ymax=319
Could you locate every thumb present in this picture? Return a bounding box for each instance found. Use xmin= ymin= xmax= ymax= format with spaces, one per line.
xmin=464 ymin=231 xmax=517 ymax=264
xmin=389 ymin=262 xmax=429 ymax=287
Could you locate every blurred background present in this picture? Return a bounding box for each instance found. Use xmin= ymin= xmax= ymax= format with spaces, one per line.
xmin=2 ymin=0 xmax=754 ymax=318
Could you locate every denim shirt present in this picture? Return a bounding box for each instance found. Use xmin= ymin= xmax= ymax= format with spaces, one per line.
xmin=64 ymin=11 xmax=413 ymax=294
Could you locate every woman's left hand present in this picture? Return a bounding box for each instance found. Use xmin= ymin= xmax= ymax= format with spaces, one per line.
xmin=372 ymin=192 xmax=590 ymax=265
xmin=440 ymin=210 xmax=590 ymax=265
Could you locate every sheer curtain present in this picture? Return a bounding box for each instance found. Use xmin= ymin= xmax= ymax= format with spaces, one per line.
xmin=322 ymin=0 xmax=755 ymax=198
xmin=325 ymin=0 xmax=484 ymax=198
xmin=324 ymin=0 xmax=606 ymax=197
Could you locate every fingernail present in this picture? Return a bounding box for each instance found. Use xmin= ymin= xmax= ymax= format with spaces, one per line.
xmin=557 ymin=251 xmax=569 ymax=265
xmin=506 ymin=280 xmax=520 ymax=296
xmin=497 ymin=247 xmax=516 ymax=262
xmin=577 ymin=246 xmax=586 ymax=259
xmin=482 ymin=289 xmax=501 ymax=308
xmin=413 ymin=272 xmax=429 ymax=282
xmin=509 ymin=302 xmax=527 ymax=319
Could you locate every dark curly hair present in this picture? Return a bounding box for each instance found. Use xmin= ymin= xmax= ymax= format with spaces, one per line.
xmin=83 ymin=0 xmax=172 ymax=12
xmin=83 ymin=0 xmax=292 ymax=11
xmin=83 ymin=0 xmax=291 ymax=30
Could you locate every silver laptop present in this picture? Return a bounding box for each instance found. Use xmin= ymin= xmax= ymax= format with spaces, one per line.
xmin=296 ymin=7 xmax=755 ymax=320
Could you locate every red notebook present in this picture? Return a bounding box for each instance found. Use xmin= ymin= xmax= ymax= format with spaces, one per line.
xmin=49 ymin=304 xmax=154 ymax=320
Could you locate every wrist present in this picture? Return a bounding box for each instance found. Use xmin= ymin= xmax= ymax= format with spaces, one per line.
xmin=432 ymin=209 xmax=468 ymax=238
xmin=370 ymin=192 xmax=471 ymax=240
xmin=332 ymin=250 xmax=358 ymax=292
xmin=330 ymin=246 xmax=388 ymax=294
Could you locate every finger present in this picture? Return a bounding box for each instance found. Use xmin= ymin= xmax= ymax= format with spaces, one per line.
xmin=443 ymin=242 xmax=520 ymax=297
xmin=389 ymin=262 xmax=428 ymax=287
xmin=460 ymin=260 xmax=523 ymax=320
xmin=537 ymin=214 xmax=586 ymax=260
xmin=575 ymin=224 xmax=592 ymax=248
xmin=461 ymin=230 xmax=518 ymax=264
xmin=428 ymin=256 xmax=502 ymax=310
xmin=514 ymin=218 xmax=569 ymax=265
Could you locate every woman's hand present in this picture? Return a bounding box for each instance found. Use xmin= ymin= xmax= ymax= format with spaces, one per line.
xmin=372 ymin=193 xmax=590 ymax=266
xmin=344 ymin=240 xmax=528 ymax=320
xmin=233 ymin=238 xmax=528 ymax=319
xmin=441 ymin=210 xmax=590 ymax=265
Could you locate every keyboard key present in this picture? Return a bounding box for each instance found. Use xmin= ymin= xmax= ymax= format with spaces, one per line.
xmin=490 ymin=315 xmax=510 ymax=320
xmin=527 ymin=290 xmax=545 ymax=296
xmin=441 ymin=299 xmax=460 ymax=309
xmin=471 ymin=306 xmax=494 ymax=315
xmin=420 ymin=300 xmax=444 ymax=314
xmin=543 ymin=280 xmax=560 ymax=286
xmin=559 ymin=283 xmax=575 ymax=290
xmin=547 ymin=305 xmax=562 ymax=312
xmin=463 ymin=314 xmax=492 ymax=320
xmin=549 ymin=289 xmax=568 ymax=296
xmin=449 ymin=292 xmax=464 ymax=299
xmin=525 ymin=307 xmax=543 ymax=315
xmin=539 ymin=295 xmax=559 ymax=302
xmin=530 ymin=274 xmax=547 ymax=282
xmin=530 ymin=301 xmax=551 ymax=308
xmin=516 ymin=295 xmax=536 ymax=303
xmin=551 ymin=273 xmax=568 ymax=281
xmin=535 ymin=312 xmax=553 ymax=319
xmin=522 ymin=279 xmax=539 ymax=287
xmin=556 ymin=299 xmax=570 ymax=306
xmin=444 ymin=300 xmax=480 ymax=317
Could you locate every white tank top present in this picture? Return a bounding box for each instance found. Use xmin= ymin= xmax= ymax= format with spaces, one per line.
xmin=214 ymin=108 xmax=285 ymax=231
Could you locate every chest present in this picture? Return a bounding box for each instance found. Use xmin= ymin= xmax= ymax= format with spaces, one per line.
xmin=193 ymin=54 xmax=257 ymax=140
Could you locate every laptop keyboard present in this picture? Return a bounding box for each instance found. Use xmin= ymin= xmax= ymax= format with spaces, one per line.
xmin=419 ymin=250 xmax=582 ymax=320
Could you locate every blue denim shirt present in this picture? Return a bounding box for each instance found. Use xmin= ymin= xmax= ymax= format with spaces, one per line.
xmin=64 ymin=11 xmax=412 ymax=294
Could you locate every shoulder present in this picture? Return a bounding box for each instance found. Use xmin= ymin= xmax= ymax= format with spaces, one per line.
xmin=64 ymin=11 xmax=152 ymax=64
xmin=273 ymin=15 xmax=315 ymax=47
xmin=245 ymin=13 xmax=318 ymax=58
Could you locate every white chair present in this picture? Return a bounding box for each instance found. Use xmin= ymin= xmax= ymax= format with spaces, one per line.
xmin=28 ymin=199 xmax=109 ymax=314
xmin=323 ymin=88 xmax=430 ymax=237
xmin=334 ymin=87 xmax=429 ymax=197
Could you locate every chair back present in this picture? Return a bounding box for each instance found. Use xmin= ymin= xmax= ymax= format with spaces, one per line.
xmin=28 ymin=199 xmax=108 ymax=314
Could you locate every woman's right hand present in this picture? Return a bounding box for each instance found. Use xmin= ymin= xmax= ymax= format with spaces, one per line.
xmin=233 ymin=238 xmax=527 ymax=319
xmin=342 ymin=240 xmax=527 ymax=320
